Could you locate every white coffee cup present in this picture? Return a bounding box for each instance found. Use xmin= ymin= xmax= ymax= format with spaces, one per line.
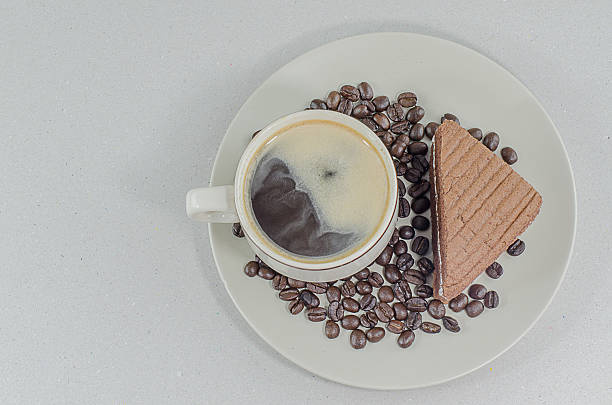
xmin=186 ymin=110 xmax=398 ymax=282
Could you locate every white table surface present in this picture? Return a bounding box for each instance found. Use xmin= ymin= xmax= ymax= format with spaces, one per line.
xmin=1 ymin=1 xmax=610 ymax=403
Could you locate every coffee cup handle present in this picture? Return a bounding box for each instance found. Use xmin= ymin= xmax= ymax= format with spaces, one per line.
xmin=186 ymin=185 xmax=239 ymax=223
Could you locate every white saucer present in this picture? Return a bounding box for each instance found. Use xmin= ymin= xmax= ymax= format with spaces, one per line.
xmin=207 ymin=32 xmax=576 ymax=389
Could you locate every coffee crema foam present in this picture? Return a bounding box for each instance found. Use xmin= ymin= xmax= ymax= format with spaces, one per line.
xmin=248 ymin=120 xmax=389 ymax=259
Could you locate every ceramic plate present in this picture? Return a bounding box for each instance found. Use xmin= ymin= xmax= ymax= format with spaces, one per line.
xmin=206 ymin=33 xmax=576 ymax=389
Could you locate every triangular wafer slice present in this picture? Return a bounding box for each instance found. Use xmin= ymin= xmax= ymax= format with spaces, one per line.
xmin=430 ymin=121 xmax=542 ymax=303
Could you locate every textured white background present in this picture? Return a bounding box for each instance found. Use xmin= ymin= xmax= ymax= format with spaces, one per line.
xmin=1 ymin=1 xmax=610 ymax=404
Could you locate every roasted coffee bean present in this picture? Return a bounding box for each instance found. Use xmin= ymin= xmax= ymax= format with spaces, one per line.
xmin=403 ymin=168 xmax=422 ymax=183
xmin=337 ymin=98 xmax=352 ymax=115
xmin=307 ymin=282 xmax=328 ymax=294
xmin=399 ymin=225 xmax=415 ymax=239
xmin=405 ymin=311 xmax=422 ymax=330
xmin=360 ymin=312 xmax=378 ymax=328
xmin=288 ymin=299 xmax=304 ymax=315
xmin=390 ymin=140 xmax=407 ymax=158
xmin=355 ymin=81 xmax=372 ymax=100
xmin=342 ymin=297 xmax=360 ymax=313
xmin=378 ymin=286 xmax=395 ymax=303
xmin=383 ymin=264 xmax=401 ymax=284
xmin=310 ymin=99 xmax=327 ymax=110
xmin=403 ymin=269 xmax=425 ymax=285
xmin=387 ymin=103 xmax=404 ymax=122
xmin=341 ymin=280 xmax=357 ymax=297
xmin=415 ymin=284 xmax=433 ymax=298
xmin=408 ymin=123 xmax=425 ymax=141
xmin=341 ymin=314 xmax=360 ymax=330
xmin=507 ymin=239 xmax=525 ymax=256
xmin=399 ymin=150 xmax=413 ymax=163
xmin=394 ymin=240 xmax=408 ymax=256
xmin=351 ymin=103 xmax=370 ymax=118
xmin=396 ymin=162 xmax=407 ymax=176
xmin=251 ymin=130 xmax=261 ymax=139
xmin=375 ymin=246 xmax=394 ymax=265
xmin=326 ymin=286 xmax=342 ymax=302
xmin=340 ymin=84 xmax=360 ymax=101
xmin=398 ymin=91 xmax=417 ymax=107
xmin=372 ymin=112 xmax=390 ymax=130
xmin=421 ymin=321 xmax=441 ymax=334
xmin=374 ymin=302 xmax=394 ymax=323
xmin=361 ymin=100 xmax=376 ymax=113
xmin=258 ymin=266 xmax=276 ymax=280
xmin=425 ymin=122 xmax=439 ymax=139
xmin=328 ymin=301 xmax=344 ymax=321
xmin=372 ymin=95 xmax=390 ymax=111
xmin=393 ymin=280 xmax=412 ymax=302
xmin=486 ymin=262 xmax=504 ymax=279
xmin=411 ymin=155 xmax=429 ymax=175
xmin=411 ymin=215 xmax=430 ymax=231
xmin=360 ymin=294 xmax=377 ymax=311
xmin=466 ymin=300 xmax=484 ymax=317
xmin=448 ymin=293 xmax=468 ymax=312
xmin=378 ymin=130 xmax=395 ymax=147
xmin=406 ymin=106 xmax=425 ymax=123
xmin=397 ymin=330 xmax=415 ymax=348
xmin=393 ymin=302 xmax=408 ymax=320
xmin=367 ymin=272 xmax=384 ymax=288
xmin=326 ymin=91 xmax=341 ymax=110
xmin=408 ymin=141 xmax=428 ymax=155
xmin=396 ymin=253 xmax=414 ymax=271
xmin=279 ymin=287 xmax=299 ymax=301
xmin=442 ymin=316 xmax=460 ymax=333
xmin=468 ymin=127 xmax=483 ymax=140
xmin=325 ymin=320 xmax=340 ymax=339
xmin=391 ymin=120 xmax=411 ymax=135
xmin=483 ymin=132 xmax=500 ymax=151
xmin=232 ymin=222 xmax=244 ymax=237
xmin=354 ymin=268 xmax=370 ymax=281
xmin=441 ymin=113 xmax=459 ymax=124
xmin=417 ymin=257 xmax=434 ymax=275
xmin=411 ymin=236 xmax=429 ymax=255
xmin=243 ymin=261 xmax=259 ymax=277
xmin=398 ymin=179 xmax=406 ymax=197
xmin=299 ymin=290 xmax=320 ymax=308
xmin=307 ymin=307 xmax=326 ymax=322
xmin=411 ymin=197 xmax=430 ymax=214
xmin=387 ymin=319 xmax=405 ymax=334
xmin=468 ymin=284 xmax=487 ymax=300
xmin=366 ymin=326 xmax=385 ymax=343
xmin=356 ymin=280 xmax=373 ymax=295
xmin=398 ymin=198 xmax=411 ymax=218
xmin=388 ymin=228 xmax=400 ymax=247
xmin=501 ymin=147 xmax=518 ymax=164
xmin=428 ymin=299 xmax=446 ymax=319
xmin=359 ymin=117 xmax=378 ymax=132
xmin=350 ymin=329 xmax=367 ymax=349
xmin=272 ymin=274 xmax=288 ymax=290
xmin=484 ymin=290 xmax=499 ymax=308
xmin=405 ymin=297 xmax=428 ymax=312
xmin=287 ymin=278 xmax=306 ymax=288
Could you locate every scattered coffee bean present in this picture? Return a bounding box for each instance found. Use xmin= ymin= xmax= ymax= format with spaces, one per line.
xmin=287 ymin=278 xmax=306 ymax=288
xmin=307 ymin=307 xmax=326 ymax=322
xmin=374 ymin=303 xmax=394 ymax=322
xmin=232 ymin=222 xmax=244 ymax=237
xmin=411 ymin=236 xmax=429 ymax=255
xmin=449 ymin=293 xmax=468 ymax=312
xmin=378 ymin=286 xmax=395 ymax=303
xmin=501 ymin=147 xmax=518 ymax=164
xmin=378 ymin=130 xmax=394 ymax=147
xmin=360 ymin=312 xmax=378 ymax=328
xmin=398 ymin=92 xmax=417 ymax=107
xmin=340 ymin=84 xmax=360 ymax=101
xmin=359 ymin=117 xmax=378 ymax=132
xmin=356 ymin=280 xmax=373 ymax=295
xmin=258 ymin=266 xmax=276 ymax=280
xmin=366 ymin=326 xmax=385 ymax=342
xmin=326 ymin=286 xmax=341 ymax=302
xmin=468 ymin=284 xmax=487 ymax=300
xmin=441 ymin=113 xmax=459 ymax=125
xmin=367 ymin=272 xmax=384 ymax=288
xmin=243 ymin=261 xmax=259 ymax=277
xmin=359 ymin=294 xmax=377 ymax=311
xmin=388 ymin=228 xmax=400 ymax=247
xmin=408 ymin=141 xmax=428 ymax=155
xmin=403 ymin=167 xmax=422 ymax=183
xmin=355 ymin=268 xmax=370 ymax=280
xmin=390 ymin=140 xmax=407 ymax=158
xmin=486 ymin=262 xmax=504 ymax=279
xmin=428 ymin=299 xmax=446 ymax=319
xmin=387 ymin=103 xmax=404 ymax=121
xmin=412 ymin=197 xmax=430 ymax=214
xmin=350 ymin=329 xmax=367 ymax=349
xmin=310 ymin=99 xmax=327 ymax=110
xmin=341 ymin=280 xmax=356 ymax=297
xmin=279 ymin=288 xmax=299 ymax=301
xmin=288 ymin=299 xmax=304 ymax=315
xmin=397 ymin=330 xmax=415 ymax=348
xmin=417 ymin=257 xmax=434 ymax=275
xmin=425 ymin=122 xmax=439 ymax=139
xmin=383 ymin=264 xmax=402 ymax=284
xmin=328 ymin=301 xmax=344 ymax=321
xmin=351 ymin=103 xmax=370 ymax=118
xmin=387 ymin=319 xmax=405 ymax=334
xmin=399 ymin=225 xmax=415 ymax=239
xmin=372 ymin=95 xmax=390 ymax=111
xmin=398 ymin=198 xmax=411 ymax=218
xmin=398 ymin=179 xmax=406 ymax=197
xmin=394 ymin=240 xmax=408 ymax=256
xmin=484 ymin=290 xmax=499 ymax=309
xmin=483 ymin=132 xmax=500 ymax=151
xmin=396 ymin=162 xmax=407 ymax=176
xmin=411 ymin=215 xmax=430 ymax=230
xmin=325 ymin=320 xmax=340 ymax=339
xmin=342 ymin=297 xmax=360 ymax=313
xmin=465 ymin=300 xmax=485 ymax=317
xmin=442 ymin=316 xmax=461 ymax=333
xmin=393 ymin=280 xmax=412 ymax=302
xmin=272 ymin=274 xmax=288 ymax=290
xmin=307 ymin=282 xmax=328 ymax=294
xmin=405 ymin=297 xmax=428 ymax=312
xmin=415 ymin=284 xmax=433 ymax=298
xmin=372 ymin=112 xmax=390 ymax=130
xmin=403 ymin=269 xmax=425 ymax=285
xmin=361 ymin=100 xmax=376 ymax=113
xmin=421 ymin=321 xmax=441 ymax=334
xmin=357 ymin=82 xmax=373 ymax=100
xmin=406 ymin=106 xmax=425 ymax=123
xmin=391 ymin=120 xmax=412 ymax=135
xmin=396 ymin=253 xmax=414 ymax=271
xmin=393 ymin=302 xmax=408 ymax=320
xmin=299 ymin=290 xmax=320 ymax=308
xmin=467 ymin=128 xmax=483 ymax=140
xmin=337 ymin=98 xmax=352 ymax=115
xmin=374 ymin=247 xmax=391 ymax=266
xmin=399 ymin=150 xmax=412 ymax=163
xmin=411 ymin=155 xmax=429 ymax=174
xmin=405 ymin=311 xmax=422 ymax=330
xmin=341 ymin=315 xmax=360 ymax=330
xmin=507 ymin=239 xmax=525 ymax=256
xmin=326 ymin=91 xmax=340 ymax=110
